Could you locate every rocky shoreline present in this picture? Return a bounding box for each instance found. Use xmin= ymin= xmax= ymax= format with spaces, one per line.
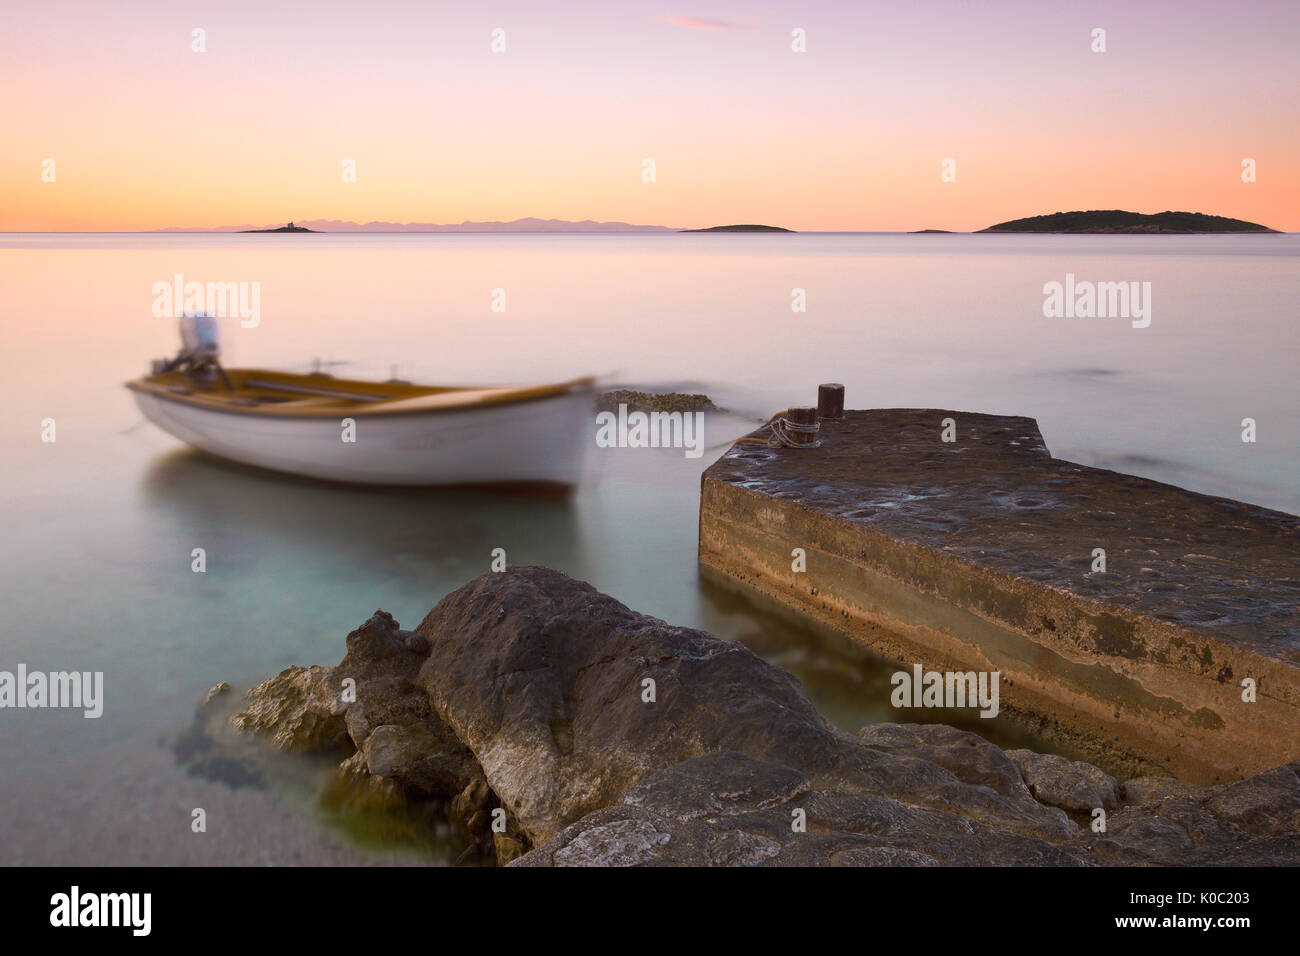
xmin=208 ymin=567 xmax=1300 ymax=866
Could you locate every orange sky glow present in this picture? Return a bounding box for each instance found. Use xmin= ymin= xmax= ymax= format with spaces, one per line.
xmin=2 ymin=1 xmax=1297 ymax=232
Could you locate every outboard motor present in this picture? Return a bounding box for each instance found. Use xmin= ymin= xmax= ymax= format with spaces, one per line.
xmin=152 ymin=312 xmax=231 ymax=387
xmin=179 ymin=312 xmax=221 ymax=365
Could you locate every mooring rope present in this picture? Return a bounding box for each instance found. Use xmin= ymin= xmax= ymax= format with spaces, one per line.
xmin=770 ymin=414 xmax=822 ymax=448
xmin=730 ymin=409 xmax=822 ymax=450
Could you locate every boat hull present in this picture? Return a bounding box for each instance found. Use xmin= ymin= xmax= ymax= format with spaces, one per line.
xmin=131 ymin=386 xmax=593 ymax=488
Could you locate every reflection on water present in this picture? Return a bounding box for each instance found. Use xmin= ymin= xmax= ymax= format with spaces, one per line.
xmin=140 ymin=447 xmax=585 ymax=598
xmin=697 ymin=572 xmax=1064 ymax=759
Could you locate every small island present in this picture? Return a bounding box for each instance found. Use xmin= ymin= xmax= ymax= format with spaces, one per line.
xmin=680 ymin=224 xmax=793 ymax=233
xmin=978 ymin=210 xmax=1277 ymax=234
xmin=910 ymin=229 xmax=953 ymax=234
xmin=241 ymin=221 xmax=318 ymax=233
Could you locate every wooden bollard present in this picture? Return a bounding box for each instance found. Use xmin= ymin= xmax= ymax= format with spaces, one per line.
xmin=784 ymin=406 xmax=820 ymax=446
xmin=818 ymin=383 xmax=845 ymax=421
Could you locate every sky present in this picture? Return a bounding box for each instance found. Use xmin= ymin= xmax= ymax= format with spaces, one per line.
xmin=2 ymin=0 xmax=1297 ymax=231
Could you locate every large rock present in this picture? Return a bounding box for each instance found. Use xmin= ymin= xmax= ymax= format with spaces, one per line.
xmin=517 ymin=751 xmax=1300 ymax=867
xmin=515 ymin=751 xmax=1084 ymax=867
xmin=413 ymin=568 xmax=1074 ymax=846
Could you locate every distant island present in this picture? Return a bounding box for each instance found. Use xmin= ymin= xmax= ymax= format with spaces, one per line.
xmin=240 ymin=222 xmax=317 ymax=233
xmin=680 ymin=224 xmax=793 ymax=233
xmin=910 ymin=229 xmax=952 ymax=234
xmin=978 ymin=210 xmax=1278 ymax=234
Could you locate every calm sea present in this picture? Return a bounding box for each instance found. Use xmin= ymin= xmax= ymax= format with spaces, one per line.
xmin=1 ymin=232 xmax=1296 ymax=863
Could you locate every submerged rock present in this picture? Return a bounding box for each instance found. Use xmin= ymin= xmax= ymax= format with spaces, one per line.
xmin=173 ymin=688 xmax=264 ymax=790
xmin=202 ymin=681 xmax=231 ymax=707
xmin=226 ymin=568 xmax=1300 ymax=866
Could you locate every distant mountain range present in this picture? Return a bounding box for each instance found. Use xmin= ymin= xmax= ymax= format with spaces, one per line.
xmin=159 ymin=218 xmax=677 ymax=233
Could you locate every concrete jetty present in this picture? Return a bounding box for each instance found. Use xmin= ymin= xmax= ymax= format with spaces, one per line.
xmin=698 ymin=409 xmax=1300 ymax=783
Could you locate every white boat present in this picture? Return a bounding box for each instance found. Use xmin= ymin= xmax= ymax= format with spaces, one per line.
xmin=127 ymin=316 xmax=594 ymax=492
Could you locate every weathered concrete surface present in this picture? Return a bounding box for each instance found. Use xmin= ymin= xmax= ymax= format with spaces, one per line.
xmin=699 ymin=409 xmax=1300 ymax=783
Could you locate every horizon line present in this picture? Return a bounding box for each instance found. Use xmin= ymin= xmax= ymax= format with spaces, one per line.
xmin=10 ymin=207 xmax=1289 ymax=235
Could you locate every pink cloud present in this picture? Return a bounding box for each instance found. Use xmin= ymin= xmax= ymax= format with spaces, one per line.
xmin=666 ymin=15 xmax=752 ymax=30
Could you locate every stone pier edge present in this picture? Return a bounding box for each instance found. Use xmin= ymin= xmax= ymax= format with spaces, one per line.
xmin=699 ymin=477 xmax=1300 ymax=785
